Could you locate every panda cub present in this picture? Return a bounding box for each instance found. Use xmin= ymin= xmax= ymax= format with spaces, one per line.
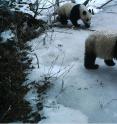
xmin=56 ymin=3 xmax=92 ymax=28
xmin=84 ymin=31 xmax=117 ymax=69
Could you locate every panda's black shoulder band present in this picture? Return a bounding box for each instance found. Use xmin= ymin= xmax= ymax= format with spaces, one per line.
xmin=70 ymin=4 xmax=81 ymax=20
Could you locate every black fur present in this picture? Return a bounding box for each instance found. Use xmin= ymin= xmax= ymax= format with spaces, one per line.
xmin=59 ymin=16 xmax=68 ymax=25
xmin=113 ymin=40 xmax=117 ymax=59
xmin=89 ymin=9 xmax=94 ymax=15
xmin=70 ymin=4 xmax=80 ymax=27
xmin=104 ymin=60 xmax=115 ymax=66
xmin=83 ymin=11 xmax=87 ymax=15
xmin=84 ymin=23 xmax=90 ymax=28
xmin=84 ymin=51 xmax=99 ymax=69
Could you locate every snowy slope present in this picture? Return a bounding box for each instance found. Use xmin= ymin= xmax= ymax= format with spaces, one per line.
xmin=26 ymin=0 xmax=117 ymax=123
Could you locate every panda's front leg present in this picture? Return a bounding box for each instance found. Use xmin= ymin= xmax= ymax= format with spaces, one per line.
xmin=84 ymin=51 xmax=99 ymax=69
xmin=70 ymin=17 xmax=80 ymax=27
xmin=71 ymin=20 xmax=80 ymax=27
xmin=104 ymin=59 xmax=115 ymax=66
xmin=71 ymin=20 xmax=80 ymax=29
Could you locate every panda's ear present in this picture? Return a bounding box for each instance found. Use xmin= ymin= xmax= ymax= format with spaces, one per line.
xmin=88 ymin=9 xmax=91 ymax=13
xmin=83 ymin=11 xmax=87 ymax=15
xmin=88 ymin=9 xmax=94 ymax=15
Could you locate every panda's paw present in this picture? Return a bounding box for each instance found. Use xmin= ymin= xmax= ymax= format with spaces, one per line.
xmin=104 ymin=60 xmax=115 ymax=66
xmin=72 ymin=24 xmax=80 ymax=30
xmin=85 ymin=64 xmax=99 ymax=70
xmin=93 ymin=64 xmax=99 ymax=69
xmin=72 ymin=26 xmax=78 ymax=30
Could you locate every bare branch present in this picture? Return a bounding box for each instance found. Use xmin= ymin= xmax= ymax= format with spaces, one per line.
xmin=97 ymin=0 xmax=113 ymax=9
xmin=37 ymin=0 xmax=71 ymax=10
xmin=83 ymin=0 xmax=90 ymax=6
xmin=55 ymin=0 xmax=60 ymax=7
xmin=103 ymin=98 xmax=117 ymax=108
xmin=34 ymin=0 xmax=39 ymax=18
xmin=48 ymin=55 xmax=59 ymax=75
xmin=34 ymin=53 xmax=40 ymax=68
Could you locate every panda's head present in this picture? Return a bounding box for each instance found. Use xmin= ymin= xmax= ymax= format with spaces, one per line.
xmin=80 ymin=4 xmax=92 ymax=28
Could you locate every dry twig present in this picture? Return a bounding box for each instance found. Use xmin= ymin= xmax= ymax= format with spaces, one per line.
xmin=97 ymin=0 xmax=113 ymax=9
xmin=34 ymin=53 xmax=40 ymax=68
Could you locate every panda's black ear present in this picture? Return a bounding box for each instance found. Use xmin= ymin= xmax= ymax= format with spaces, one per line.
xmin=88 ymin=9 xmax=91 ymax=13
xmin=88 ymin=9 xmax=94 ymax=15
xmin=83 ymin=11 xmax=87 ymax=15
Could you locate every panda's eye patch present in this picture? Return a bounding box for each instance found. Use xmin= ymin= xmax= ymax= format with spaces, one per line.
xmin=83 ymin=11 xmax=87 ymax=15
xmin=86 ymin=18 xmax=89 ymax=21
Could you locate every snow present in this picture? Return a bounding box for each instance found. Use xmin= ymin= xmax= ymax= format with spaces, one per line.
xmin=18 ymin=4 xmax=34 ymax=15
xmin=25 ymin=88 xmax=38 ymax=112
xmin=26 ymin=28 xmax=90 ymax=123
xmin=0 ymin=30 xmax=15 ymax=43
xmin=21 ymin=0 xmax=36 ymax=4
xmin=40 ymin=103 xmax=88 ymax=124
xmin=11 ymin=3 xmax=35 ymax=16
xmin=26 ymin=0 xmax=117 ymax=123
xmin=86 ymin=0 xmax=108 ymax=7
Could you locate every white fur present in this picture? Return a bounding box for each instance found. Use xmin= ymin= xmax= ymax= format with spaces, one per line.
xmin=79 ymin=4 xmax=92 ymax=25
xmin=57 ymin=3 xmax=76 ymax=18
xmin=85 ymin=31 xmax=117 ymax=59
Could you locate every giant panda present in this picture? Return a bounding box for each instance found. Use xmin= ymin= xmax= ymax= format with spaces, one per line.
xmin=55 ymin=3 xmax=92 ymax=28
xmin=84 ymin=31 xmax=117 ymax=69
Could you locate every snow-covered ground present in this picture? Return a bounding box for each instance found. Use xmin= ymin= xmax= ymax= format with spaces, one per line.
xmin=26 ymin=0 xmax=117 ymax=123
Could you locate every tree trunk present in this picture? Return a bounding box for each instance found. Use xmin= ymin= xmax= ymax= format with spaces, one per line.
xmin=56 ymin=0 xmax=59 ymax=7
xmin=83 ymin=0 xmax=90 ymax=6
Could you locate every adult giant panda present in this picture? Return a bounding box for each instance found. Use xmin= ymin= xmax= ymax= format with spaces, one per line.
xmin=84 ymin=31 xmax=117 ymax=69
xmin=55 ymin=3 xmax=92 ymax=28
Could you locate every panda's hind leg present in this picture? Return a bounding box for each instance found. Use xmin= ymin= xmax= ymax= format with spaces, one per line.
xmin=59 ymin=16 xmax=68 ymax=25
xmin=104 ymin=59 xmax=115 ymax=66
xmin=84 ymin=51 xmax=99 ymax=69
